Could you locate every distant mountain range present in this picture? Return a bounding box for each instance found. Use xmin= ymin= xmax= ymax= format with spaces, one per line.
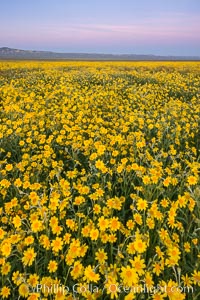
xmin=0 ymin=47 xmax=200 ymax=61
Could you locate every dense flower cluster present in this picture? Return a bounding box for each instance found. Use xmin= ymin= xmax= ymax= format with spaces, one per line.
xmin=0 ymin=61 xmax=199 ymax=299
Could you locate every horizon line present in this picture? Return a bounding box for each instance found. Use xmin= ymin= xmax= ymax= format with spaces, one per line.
xmin=1 ymin=46 xmax=200 ymax=58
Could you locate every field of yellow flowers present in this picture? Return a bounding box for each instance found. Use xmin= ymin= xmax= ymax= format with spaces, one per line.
xmin=0 ymin=61 xmax=199 ymax=300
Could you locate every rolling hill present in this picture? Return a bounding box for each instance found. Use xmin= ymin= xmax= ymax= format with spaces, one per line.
xmin=0 ymin=47 xmax=199 ymax=60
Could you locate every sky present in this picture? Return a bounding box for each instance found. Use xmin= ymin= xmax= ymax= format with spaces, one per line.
xmin=0 ymin=0 xmax=200 ymax=56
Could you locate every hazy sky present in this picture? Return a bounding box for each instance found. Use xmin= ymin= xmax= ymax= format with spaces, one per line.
xmin=1 ymin=0 xmax=200 ymax=55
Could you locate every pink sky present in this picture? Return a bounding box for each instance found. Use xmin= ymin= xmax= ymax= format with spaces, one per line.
xmin=1 ymin=0 xmax=200 ymax=55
